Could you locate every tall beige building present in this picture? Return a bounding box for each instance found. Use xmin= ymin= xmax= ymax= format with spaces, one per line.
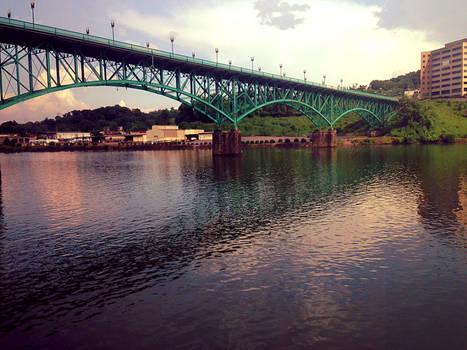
xmin=420 ymin=38 xmax=467 ymax=99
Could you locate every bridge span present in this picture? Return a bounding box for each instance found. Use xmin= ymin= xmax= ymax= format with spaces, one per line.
xmin=0 ymin=16 xmax=399 ymax=154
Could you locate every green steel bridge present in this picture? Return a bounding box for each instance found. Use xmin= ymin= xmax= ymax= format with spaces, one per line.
xmin=0 ymin=16 xmax=399 ymax=130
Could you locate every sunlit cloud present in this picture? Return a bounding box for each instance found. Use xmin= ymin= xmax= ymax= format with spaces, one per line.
xmin=114 ymin=0 xmax=438 ymax=86
xmin=0 ymin=89 xmax=89 ymax=123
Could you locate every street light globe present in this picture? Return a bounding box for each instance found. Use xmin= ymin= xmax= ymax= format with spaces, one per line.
xmin=146 ymin=42 xmax=150 ymax=48
xmin=111 ymin=20 xmax=115 ymax=28
xmin=86 ymin=27 xmax=90 ymax=35
xmin=7 ymin=10 xmax=11 ymax=19
xmin=31 ymin=0 xmax=35 ymax=9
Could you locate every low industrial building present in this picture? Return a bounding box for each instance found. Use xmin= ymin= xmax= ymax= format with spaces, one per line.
xmin=144 ymin=125 xmax=212 ymax=143
xmin=56 ymin=132 xmax=92 ymax=143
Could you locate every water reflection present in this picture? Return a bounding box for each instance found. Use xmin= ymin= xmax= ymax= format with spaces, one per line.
xmin=0 ymin=146 xmax=466 ymax=349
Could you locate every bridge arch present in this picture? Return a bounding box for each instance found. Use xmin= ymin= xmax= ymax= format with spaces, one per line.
xmin=0 ymin=80 xmax=234 ymax=126
xmin=236 ymin=99 xmax=331 ymax=129
xmin=333 ymin=108 xmax=382 ymax=129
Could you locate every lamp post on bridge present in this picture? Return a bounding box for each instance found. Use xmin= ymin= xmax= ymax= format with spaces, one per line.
xmin=110 ymin=20 xmax=115 ymax=42
xmin=303 ymin=70 xmax=307 ymax=82
xmin=258 ymin=66 xmax=261 ymax=72
xmin=340 ymin=79 xmax=343 ymax=89
xmin=146 ymin=42 xmax=150 ymax=49
xmin=86 ymin=27 xmax=90 ymax=36
xmin=192 ymin=51 xmax=195 ymax=59
xmin=30 ymin=0 xmax=35 ymax=24
xmin=169 ymin=33 xmax=175 ymax=55
xmin=215 ymin=48 xmax=219 ymax=65
xmin=229 ymin=60 xmax=232 ymax=69
xmin=251 ymin=57 xmax=254 ymax=72
xmin=7 ymin=10 xmax=11 ymax=22
xmin=279 ymin=63 xmax=283 ymax=77
xmin=323 ymin=74 xmax=326 ymax=85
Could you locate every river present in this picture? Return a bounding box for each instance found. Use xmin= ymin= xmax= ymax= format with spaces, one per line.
xmin=0 ymin=145 xmax=466 ymax=349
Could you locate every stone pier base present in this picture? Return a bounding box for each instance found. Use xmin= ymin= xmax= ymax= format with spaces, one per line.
xmin=311 ymin=130 xmax=337 ymax=148
xmin=213 ymin=130 xmax=242 ymax=156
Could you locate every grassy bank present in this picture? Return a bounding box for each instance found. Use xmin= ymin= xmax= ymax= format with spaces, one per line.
xmin=181 ymin=99 xmax=467 ymax=142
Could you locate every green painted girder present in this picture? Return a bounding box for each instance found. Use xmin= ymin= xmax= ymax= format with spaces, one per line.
xmin=0 ymin=16 xmax=400 ymax=130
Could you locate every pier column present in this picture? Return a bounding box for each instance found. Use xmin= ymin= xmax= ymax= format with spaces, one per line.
xmin=311 ymin=130 xmax=337 ymax=148
xmin=213 ymin=130 xmax=242 ymax=156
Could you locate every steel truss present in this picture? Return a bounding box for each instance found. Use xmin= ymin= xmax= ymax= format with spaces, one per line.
xmin=0 ymin=22 xmax=399 ymax=130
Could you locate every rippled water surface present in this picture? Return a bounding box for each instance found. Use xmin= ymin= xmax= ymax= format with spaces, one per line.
xmin=0 ymin=146 xmax=466 ymax=349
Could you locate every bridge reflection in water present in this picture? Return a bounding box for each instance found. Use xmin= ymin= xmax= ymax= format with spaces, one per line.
xmin=0 ymin=146 xmax=465 ymax=349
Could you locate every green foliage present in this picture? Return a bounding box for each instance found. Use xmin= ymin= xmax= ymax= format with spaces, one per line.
xmin=387 ymin=98 xmax=467 ymax=141
xmin=354 ymin=71 xmax=420 ymax=97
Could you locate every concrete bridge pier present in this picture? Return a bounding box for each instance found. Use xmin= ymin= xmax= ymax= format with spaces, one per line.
xmin=311 ymin=130 xmax=337 ymax=148
xmin=212 ymin=130 xmax=242 ymax=156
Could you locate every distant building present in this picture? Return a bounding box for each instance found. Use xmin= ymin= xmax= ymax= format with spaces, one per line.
xmin=56 ymin=132 xmax=91 ymax=143
xmin=145 ymin=125 xmax=185 ymax=143
xmin=125 ymin=132 xmax=147 ymax=143
xmin=404 ymin=89 xmax=420 ymax=98
xmin=420 ymin=38 xmax=467 ymax=99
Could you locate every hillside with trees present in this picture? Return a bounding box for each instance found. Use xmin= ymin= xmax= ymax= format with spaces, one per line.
xmin=353 ymin=70 xmax=420 ymax=97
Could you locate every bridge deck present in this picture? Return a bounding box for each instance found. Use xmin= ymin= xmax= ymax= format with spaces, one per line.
xmin=0 ymin=16 xmax=398 ymax=104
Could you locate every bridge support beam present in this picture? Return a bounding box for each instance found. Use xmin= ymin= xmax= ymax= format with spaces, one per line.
xmin=213 ymin=130 xmax=242 ymax=156
xmin=311 ymin=130 xmax=337 ymax=148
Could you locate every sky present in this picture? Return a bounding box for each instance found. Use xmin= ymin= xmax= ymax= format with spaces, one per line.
xmin=0 ymin=0 xmax=465 ymax=123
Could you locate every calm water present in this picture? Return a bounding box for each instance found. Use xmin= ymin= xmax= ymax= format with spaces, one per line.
xmin=0 ymin=146 xmax=466 ymax=350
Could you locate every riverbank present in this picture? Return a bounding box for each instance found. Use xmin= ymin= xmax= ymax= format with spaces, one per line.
xmin=1 ymin=135 xmax=466 ymax=153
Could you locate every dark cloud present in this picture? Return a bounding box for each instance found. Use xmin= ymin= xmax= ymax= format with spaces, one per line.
xmin=254 ymin=0 xmax=311 ymax=30
xmin=348 ymin=0 xmax=467 ymax=41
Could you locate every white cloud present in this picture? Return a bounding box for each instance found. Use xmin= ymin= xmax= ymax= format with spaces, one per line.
xmin=114 ymin=0 xmax=439 ymax=87
xmin=0 ymin=89 xmax=89 ymax=123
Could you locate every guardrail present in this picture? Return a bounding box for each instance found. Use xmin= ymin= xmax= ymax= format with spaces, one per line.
xmin=0 ymin=16 xmax=398 ymax=103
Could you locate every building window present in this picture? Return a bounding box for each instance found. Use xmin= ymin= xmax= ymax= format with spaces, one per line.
xmin=433 ymin=69 xmax=440 ymax=72
xmin=452 ymin=58 xmax=461 ymax=63
xmin=452 ymin=82 xmax=461 ymax=86
xmin=453 ymin=46 xmax=461 ymax=51
xmin=442 ymin=50 xmax=450 ymax=54
xmin=452 ymin=70 xmax=461 ymax=74
xmin=432 ymin=74 xmax=440 ymax=78
xmin=441 ymin=84 xmax=450 ymax=88
xmin=452 ymin=76 xmax=461 ymax=80
xmin=441 ymin=67 xmax=450 ymax=71
xmin=441 ymin=90 xmax=450 ymax=94
xmin=452 ymin=52 xmax=461 ymax=57
xmin=432 ymin=85 xmax=440 ymax=89
xmin=441 ymin=78 xmax=450 ymax=82
xmin=452 ymin=88 xmax=461 ymax=93
xmin=432 ymin=63 xmax=440 ymax=67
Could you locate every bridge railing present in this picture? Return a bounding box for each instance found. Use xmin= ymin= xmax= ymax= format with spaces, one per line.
xmin=0 ymin=16 xmax=398 ymax=103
